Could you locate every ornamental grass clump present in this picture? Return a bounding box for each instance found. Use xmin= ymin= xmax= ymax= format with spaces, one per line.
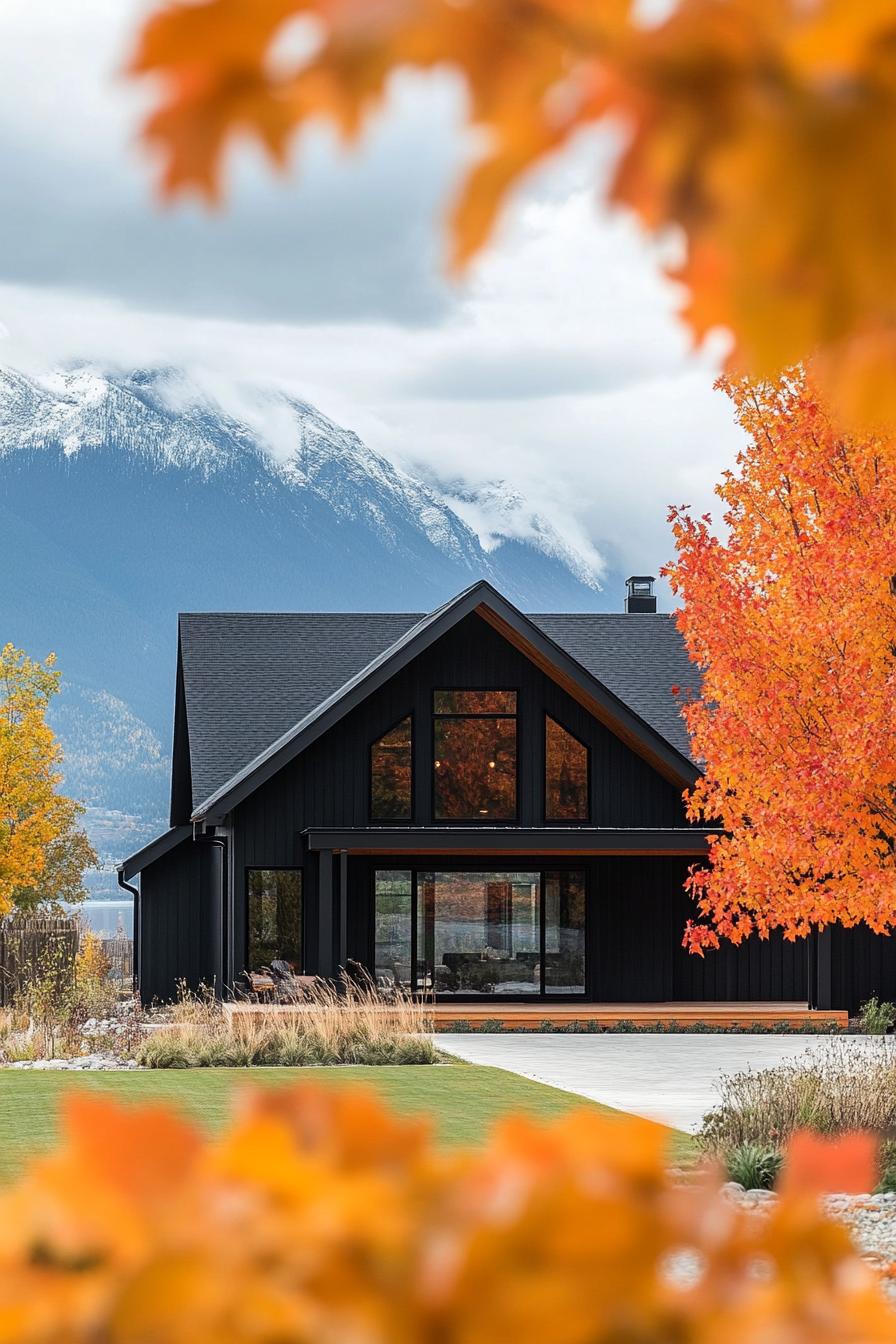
xmin=700 ymin=1038 xmax=896 ymax=1177
xmin=139 ymin=975 xmax=438 ymax=1068
xmin=860 ymin=995 xmax=896 ymax=1035
xmin=0 ymin=1082 xmax=892 ymax=1342
xmin=725 ymin=1142 xmax=784 ymax=1191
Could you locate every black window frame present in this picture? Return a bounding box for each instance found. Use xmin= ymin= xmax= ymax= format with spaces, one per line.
xmin=368 ymin=712 xmax=415 ymax=823
xmin=431 ymin=687 xmax=520 ymax=824
xmin=544 ymin=712 xmax=591 ymax=824
xmin=370 ymin=860 xmax=588 ymax=1000
xmin=245 ymin=866 xmax=305 ymax=974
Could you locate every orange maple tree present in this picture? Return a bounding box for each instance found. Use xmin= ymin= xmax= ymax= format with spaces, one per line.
xmin=128 ymin=0 xmax=896 ymax=426
xmin=665 ymin=371 xmax=896 ymax=952
xmin=0 ymin=1079 xmax=891 ymax=1341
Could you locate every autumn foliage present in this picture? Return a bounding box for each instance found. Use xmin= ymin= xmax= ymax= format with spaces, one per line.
xmin=665 ymin=372 xmax=896 ymax=952
xmin=0 ymin=1080 xmax=892 ymax=1342
xmin=129 ymin=0 xmax=896 ymax=426
xmin=0 ymin=645 xmax=96 ymax=916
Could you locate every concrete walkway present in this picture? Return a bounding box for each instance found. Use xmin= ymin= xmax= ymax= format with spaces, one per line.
xmin=438 ymin=1033 xmax=833 ymax=1132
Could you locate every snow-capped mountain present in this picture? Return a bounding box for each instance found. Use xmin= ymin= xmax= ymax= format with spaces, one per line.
xmin=0 ymin=364 xmax=612 ymax=882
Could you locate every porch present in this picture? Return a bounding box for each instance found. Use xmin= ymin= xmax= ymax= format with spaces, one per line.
xmin=429 ymin=1000 xmax=848 ymax=1030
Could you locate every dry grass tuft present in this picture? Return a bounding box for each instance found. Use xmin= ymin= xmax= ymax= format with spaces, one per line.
xmin=140 ymin=975 xmax=438 ymax=1068
xmin=700 ymin=1038 xmax=896 ymax=1161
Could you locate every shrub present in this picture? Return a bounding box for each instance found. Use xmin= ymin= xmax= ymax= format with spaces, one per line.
xmin=859 ymin=995 xmax=896 ymax=1035
xmin=138 ymin=975 xmax=438 ymax=1068
xmin=0 ymin=1083 xmax=891 ymax=1342
xmin=726 ymin=1142 xmax=784 ymax=1191
xmin=478 ymin=1018 xmax=504 ymax=1034
xmin=700 ymin=1038 xmax=896 ymax=1168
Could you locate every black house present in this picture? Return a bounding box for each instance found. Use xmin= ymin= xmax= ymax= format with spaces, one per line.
xmin=119 ymin=579 xmax=890 ymax=1016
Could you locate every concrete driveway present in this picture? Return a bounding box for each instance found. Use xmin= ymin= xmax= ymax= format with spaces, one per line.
xmin=438 ymin=1033 xmax=833 ymax=1132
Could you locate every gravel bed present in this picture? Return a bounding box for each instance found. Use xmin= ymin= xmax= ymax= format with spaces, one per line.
xmin=8 ymin=1054 xmax=141 ymax=1070
xmin=723 ymin=1182 xmax=896 ymax=1294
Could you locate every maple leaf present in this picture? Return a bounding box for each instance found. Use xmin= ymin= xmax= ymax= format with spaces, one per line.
xmin=779 ymin=1130 xmax=879 ymax=1198
xmin=126 ymin=0 xmax=896 ymax=428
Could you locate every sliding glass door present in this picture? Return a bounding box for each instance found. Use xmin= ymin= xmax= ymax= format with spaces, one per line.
xmin=373 ymin=867 xmax=585 ymax=997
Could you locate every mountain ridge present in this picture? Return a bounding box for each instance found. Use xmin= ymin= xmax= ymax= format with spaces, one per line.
xmin=0 ymin=363 xmax=616 ymax=890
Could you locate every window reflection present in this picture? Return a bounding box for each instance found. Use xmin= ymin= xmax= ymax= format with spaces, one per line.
xmin=247 ymin=869 xmax=302 ymax=972
xmin=545 ymin=715 xmax=589 ymax=821
xmin=374 ymin=868 xmax=587 ymax=997
xmin=373 ymin=870 xmax=413 ymax=992
xmin=544 ymin=870 xmax=586 ymax=994
xmin=370 ymin=716 xmax=412 ymax=820
xmin=434 ymin=691 xmax=517 ymax=819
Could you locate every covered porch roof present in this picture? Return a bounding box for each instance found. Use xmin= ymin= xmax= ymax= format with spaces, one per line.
xmin=303 ymin=826 xmax=719 ymax=855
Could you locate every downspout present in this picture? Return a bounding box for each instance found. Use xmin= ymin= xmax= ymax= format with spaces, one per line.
xmin=193 ymin=825 xmax=227 ymax=1000
xmin=117 ymin=868 xmax=140 ymax=997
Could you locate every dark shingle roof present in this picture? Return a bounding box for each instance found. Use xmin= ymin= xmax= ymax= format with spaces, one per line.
xmin=179 ymin=606 xmax=699 ymax=812
xmin=179 ymin=612 xmax=421 ymax=810
xmin=533 ymin=614 xmax=698 ymax=760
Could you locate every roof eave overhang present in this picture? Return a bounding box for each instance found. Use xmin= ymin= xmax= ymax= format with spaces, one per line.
xmin=118 ymin=824 xmax=192 ymax=881
xmin=193 ymin=581 xmax=698 ymax=824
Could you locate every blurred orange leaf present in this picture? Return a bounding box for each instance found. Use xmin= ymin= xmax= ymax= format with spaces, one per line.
xmin=780 ymin=1130 xmax=880 ymax=1198
xmin=0 ymin=1080 xmax=892 ymax=1342
xmin=127 ymin=0 xmax=896 ymax=429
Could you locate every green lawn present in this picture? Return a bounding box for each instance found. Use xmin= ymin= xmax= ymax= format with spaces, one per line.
xmin=0 ymin=1063 xmax=689 ymax=1182
xmin=0 ymin=1063 xmax=593 ymax=1181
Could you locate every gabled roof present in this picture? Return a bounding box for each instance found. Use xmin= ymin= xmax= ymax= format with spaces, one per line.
xmin=177 ymin=610 xmax=419 ymax=816
xmin=183 ymin=581 xmax=700 ymax=824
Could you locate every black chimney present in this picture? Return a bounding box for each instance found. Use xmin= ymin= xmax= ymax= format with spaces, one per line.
xmin=625 ymin=575 xmax=656 ymax=613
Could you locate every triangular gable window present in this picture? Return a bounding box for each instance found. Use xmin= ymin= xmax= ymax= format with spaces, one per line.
xmin=370 ymin=716 xmax=413 ymax=820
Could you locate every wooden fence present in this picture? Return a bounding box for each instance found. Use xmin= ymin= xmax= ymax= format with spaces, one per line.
xmin=0 ymin=916 xmax=80 ymax=1007
xmin=104 ymin=932 xmax=134 ymax=986
xmin=0 ymin=917 xmax=135 ymax=1005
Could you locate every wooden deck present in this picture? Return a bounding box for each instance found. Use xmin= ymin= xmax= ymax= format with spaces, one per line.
xmin=225 ymin=1000 xmax=848 ymax=1030
xmin=430 ymin=1001 xmax=848 ymax=1029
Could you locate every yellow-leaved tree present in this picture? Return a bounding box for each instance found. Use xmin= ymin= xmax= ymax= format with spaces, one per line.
xmin=0 ymin=644 xmax=96 ymax=916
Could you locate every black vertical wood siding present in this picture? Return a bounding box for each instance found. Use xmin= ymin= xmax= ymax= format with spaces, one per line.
xmin=139 ymin=837 xmax=216 ymax=1004
xmin=829 ymin=924 xmax=896 ymax=1015
xmin=589 ymin=856 xmax=808 ymax=1004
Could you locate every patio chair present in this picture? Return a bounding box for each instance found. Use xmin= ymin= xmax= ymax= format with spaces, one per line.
xmin=244 ymin=969 xmax=277 ymax=1001
xmin=270 ymin=960 xmax=319 ymax=1002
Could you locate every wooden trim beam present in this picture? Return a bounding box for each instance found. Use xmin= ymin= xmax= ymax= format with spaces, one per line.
xmin=476 ymin=603 xmax=694 ymax=788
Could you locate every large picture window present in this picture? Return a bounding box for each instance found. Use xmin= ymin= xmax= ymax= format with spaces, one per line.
xmin=373 ymin=869 xmax=413 ymax=991
xmin=433 ymin=690 xmax=517 ymax=820
xmin=373 ymin=867 xmax=585 ymax=997
xmin=545 ymin=715 xmax=590 ymax=821
xmin=370 ymin=716 xmax=413 ymax=820
xmin=247 ymin=869 xmax=303 ymax=972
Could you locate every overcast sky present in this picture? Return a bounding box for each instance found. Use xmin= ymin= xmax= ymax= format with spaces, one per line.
xmin=0 ymin=0 xmax=742 ymax=597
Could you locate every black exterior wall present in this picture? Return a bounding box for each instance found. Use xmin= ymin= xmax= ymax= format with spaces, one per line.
xmin=828 ymin=924 xmax=896 ymax=1015
xmin=138 ymin=836 xmax=218 ymax=1003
